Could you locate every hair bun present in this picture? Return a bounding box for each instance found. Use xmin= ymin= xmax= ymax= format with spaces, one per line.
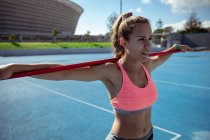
xmin=122 ymin=12 xmax=133 ymax=20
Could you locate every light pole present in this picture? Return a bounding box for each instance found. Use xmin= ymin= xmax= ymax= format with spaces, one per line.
xmin=120 ymin=0 xmax=122 ymax=14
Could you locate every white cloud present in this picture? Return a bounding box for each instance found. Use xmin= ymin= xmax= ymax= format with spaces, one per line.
xmin=136 ymin=7 xmax=142 ymax=13
xmin=163 ymin=20 xmax=210 ymax=32
xmin=202 ymin=20 xmax=210 ymax=28
xmin=160 ymin=0 xmax=210 ymax=13
xmin=164 ymin=20 xmax=186 ymax=31
xmin=128 ymin=7 xmax=142 ymax=14
xmin=142 ymin=0 xmax=151 ymax=4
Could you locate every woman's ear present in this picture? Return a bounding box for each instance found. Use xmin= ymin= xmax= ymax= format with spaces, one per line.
xmin=119 ymin=37 xmax=126 ymax=47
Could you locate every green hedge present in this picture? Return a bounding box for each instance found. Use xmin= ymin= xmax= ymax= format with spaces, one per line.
xmin=0 ymin=42 xmax=112 ymax=50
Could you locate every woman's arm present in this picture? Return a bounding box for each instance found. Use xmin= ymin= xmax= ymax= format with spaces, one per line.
xmin=0 ymin=63 xmax=62 ymax=80
xmin=0 ymin=62 xmax=109 ymax=81
xmin=150 ymin=44 xmax=193 ymax=71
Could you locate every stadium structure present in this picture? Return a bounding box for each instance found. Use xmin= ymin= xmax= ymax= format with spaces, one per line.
xmin=0 ymin=0 xmax=83 ymax=41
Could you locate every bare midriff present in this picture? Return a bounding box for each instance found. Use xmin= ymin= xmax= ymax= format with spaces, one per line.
xmin=111 ymin=107 xmax=152 ymax=139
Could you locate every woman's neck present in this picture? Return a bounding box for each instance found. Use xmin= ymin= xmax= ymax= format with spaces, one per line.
xmin=119 ymin=55 xmax=143 ymax=73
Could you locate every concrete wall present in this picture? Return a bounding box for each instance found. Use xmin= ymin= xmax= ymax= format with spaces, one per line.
xmin=0 ymin=47 xmax=164 ymax=56
xmin=0 ymin=48 xmax=113 ymax=56
xmin=169 ymin=33 xmax=210 ymax=49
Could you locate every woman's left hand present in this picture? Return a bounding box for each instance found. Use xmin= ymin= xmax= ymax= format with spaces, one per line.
xmin=174 ymin=44 xmax=194 ymax=52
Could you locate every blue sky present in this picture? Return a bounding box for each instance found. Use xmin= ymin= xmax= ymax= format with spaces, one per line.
xmin=71 ymin=0 xmax=210 ymax=35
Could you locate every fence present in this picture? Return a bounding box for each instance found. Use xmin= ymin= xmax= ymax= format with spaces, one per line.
xmin=1 ymin=32 xmax=210 ymax=50
xmin=153 ymin=32 xmax=210 ymax=50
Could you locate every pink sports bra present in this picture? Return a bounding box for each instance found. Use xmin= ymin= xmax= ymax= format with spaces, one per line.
xmin=111 ymin=62 xmax=158 ymax=114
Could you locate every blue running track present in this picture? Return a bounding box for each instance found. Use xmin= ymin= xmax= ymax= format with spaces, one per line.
xmin=0 ymin=52 xmax=210 ymax=140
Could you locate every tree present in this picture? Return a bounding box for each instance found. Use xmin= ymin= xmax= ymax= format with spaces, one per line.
xmin=164 ymin=26 xmax=173 ymax=33
xmin=153 ymin=28 xmax=164 ymax=34
xmin=106 ymin=12 xmax=118 ymax=34
xmin=84 ymin=30 xmax=91 ymax=42
xmin=84 ymin=30 xmax=91 ymax=36
xmin=156 ymin=18 xmax=164 ymax=29
xmin=52 ymin=28 xmax=59 ymax=43
xmin=153 ymin=18 xmax=165 ymax=34
xmin=153 ymin=18 xmax=165 ymax=45
xmin=9 ymin=34 xmax=16 ymax=43
xmin=179 ymin=11 xmax=208 ymax=33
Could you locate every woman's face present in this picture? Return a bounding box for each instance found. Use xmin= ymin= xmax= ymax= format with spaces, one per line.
xmin=124 ymin=23 xmax=152 ymax=62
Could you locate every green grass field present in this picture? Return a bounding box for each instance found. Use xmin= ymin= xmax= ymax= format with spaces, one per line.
xmin=0 ymin=42 xmax=112 ymax=50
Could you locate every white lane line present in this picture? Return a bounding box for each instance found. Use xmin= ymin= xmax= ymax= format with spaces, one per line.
xmin=20 ymin=79 xmax=182 ymax=140
xmin=171 ymin=134 xmax=182 ymax=140
xmin=154 ymin=80 xmax=210 ymax=90
xmin=153 ymin=126 xmax=182 ymax=140
xmin=19 ymin=79 xmax=113 ymax=114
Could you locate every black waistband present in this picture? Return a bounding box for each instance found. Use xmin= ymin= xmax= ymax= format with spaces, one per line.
xmin=109 ymin=127 xmax=153 ymax=140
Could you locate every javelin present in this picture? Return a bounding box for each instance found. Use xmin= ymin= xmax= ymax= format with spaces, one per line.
xmin=8 ymin=50 xmax=181 ymax=79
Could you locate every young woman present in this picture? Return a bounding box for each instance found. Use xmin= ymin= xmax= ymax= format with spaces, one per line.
xmin=0 ymin=12 xmax=193 ymax=140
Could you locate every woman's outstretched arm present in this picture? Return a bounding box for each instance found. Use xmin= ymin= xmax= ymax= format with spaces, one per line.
xmin=0 ymin=62 xmax=109 ymax=81
xmin=0 ymin=63 xmax=62 ymax=80
xmin=150 ymin=44 xmax=194 ymax=71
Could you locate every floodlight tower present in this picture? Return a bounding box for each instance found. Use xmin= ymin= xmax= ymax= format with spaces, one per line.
xmin=120 ymin=0 xmax=122 ymax=14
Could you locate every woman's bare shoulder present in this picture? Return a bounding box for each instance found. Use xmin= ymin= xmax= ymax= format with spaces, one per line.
xmin=103 ymin=62 xmax=120 ymax=74
xmin=101 ymin=62 xmax=121 ymax=81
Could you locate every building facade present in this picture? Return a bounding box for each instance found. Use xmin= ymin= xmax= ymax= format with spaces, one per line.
xmin=0 ymin=0 xmax=83 ymax=40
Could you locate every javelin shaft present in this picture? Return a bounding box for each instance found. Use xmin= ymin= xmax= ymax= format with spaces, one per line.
xmin=9 ymin=57 xmax=120 ymax=79
xmin=8 ymin=50 xmax=182 ymax=79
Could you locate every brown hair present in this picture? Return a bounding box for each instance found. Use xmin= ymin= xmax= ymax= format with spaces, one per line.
xmin=111 ymin=12 xmax=150 ymax=58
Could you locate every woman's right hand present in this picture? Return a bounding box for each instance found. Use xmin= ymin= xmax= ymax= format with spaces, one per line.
xmin=0 ymin=64 xmax=14 ymax=80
